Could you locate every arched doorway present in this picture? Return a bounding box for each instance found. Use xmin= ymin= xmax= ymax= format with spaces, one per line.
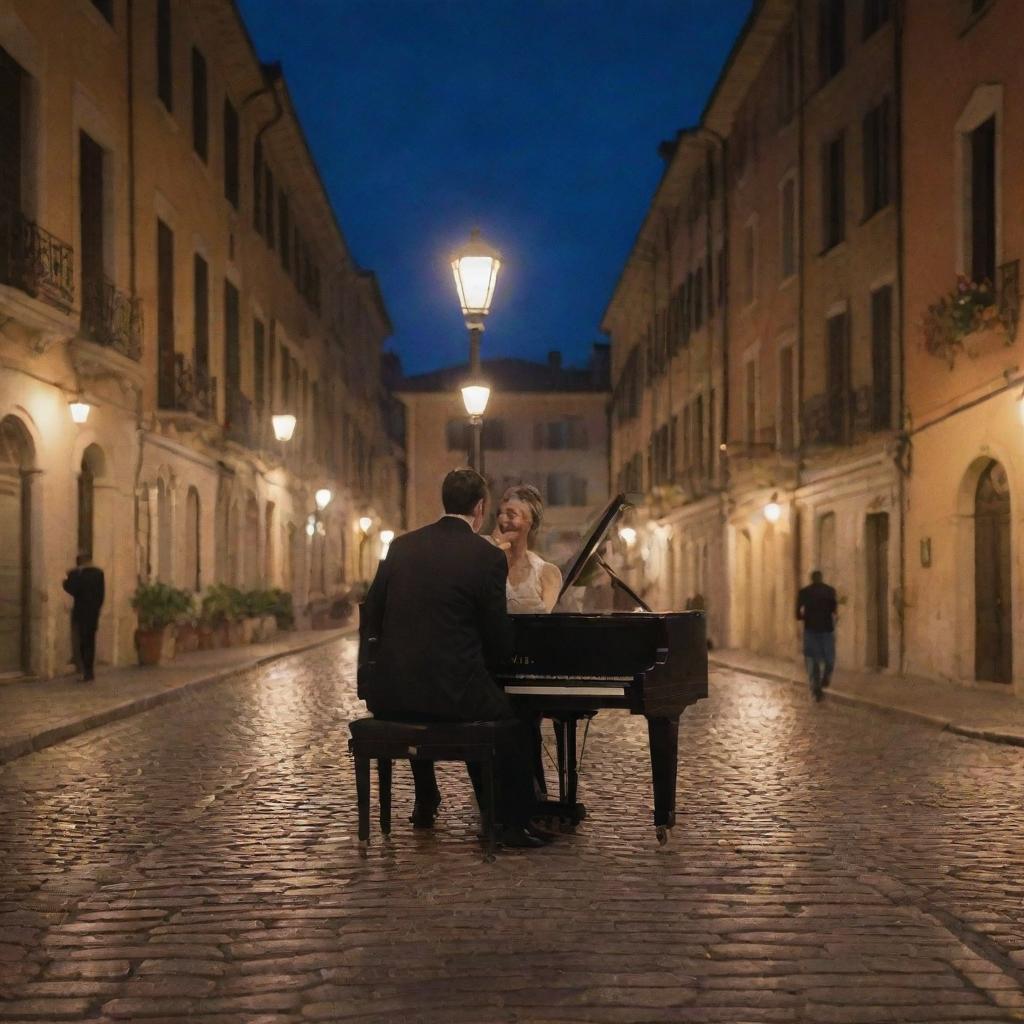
xmin=244 ymin=494 xmax=259 ymax=587
xmin=185 ymin=487 xmax=201 ymax=592
xmin=975 ymin=459 xmax=1012 ymax=683
xmin=738 ymin=529 xmax=753 ymax=649
xmin=156 ymin=478 xmax=172 ymax=582
xmin=0 ymin=417 xmax=32 ymax=674
xmin=264 ymin=501 xmax=275 ymax=586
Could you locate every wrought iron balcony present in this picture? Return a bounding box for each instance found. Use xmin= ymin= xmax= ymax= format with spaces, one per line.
xmin=225 ymin=388 xmax=254 ymax=448
xmin=81 ymin=275 xmax=143 ymax=360
xmin=161 ymin=353 xmax=216 ymax=420
xmin=998 ymin=259 xmax=1020 ymax=343
xmin=0 ymin=200 xmax=74 ymax=310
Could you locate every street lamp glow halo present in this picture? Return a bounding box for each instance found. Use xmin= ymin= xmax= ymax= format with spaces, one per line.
xmin=619 ymin=526 xmax=637 ymax=547
xmin=272 ymin=413 xmax=297 ymax=442
xmin=461 ymin=383 xmax=491 ymax=418
xmin=314 ymin=488 xmax=333 ymax=511
xmin=379 ymin=530 xmax=395 ymax=546
xmin=451 ymin=229 xmax=501 ymax=324
xmin=763 ymin=493 xmax=782 ymax=523
xmin=358 ymin=515 xmax=373 ymax=534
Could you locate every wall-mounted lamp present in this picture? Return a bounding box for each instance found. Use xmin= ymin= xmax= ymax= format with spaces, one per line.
xmin=358 ymin=515 xmax=373 ymax=534
xmin=763 ymin=492 xmax=782 ymax=523
xmin=272 ymin=413 xmax=297 ymax=442
xmin=618 ymin=526 xmax=637 ymax=547
xmin=314 ymin=488 xmax=333 ymax=511
xmin=379 ymin=528 xmax=395 ymax=559
xmin=305 ymin=514 xmax=317 ymax=538
xmin=69 ymin=400 xmax=91 ymax=424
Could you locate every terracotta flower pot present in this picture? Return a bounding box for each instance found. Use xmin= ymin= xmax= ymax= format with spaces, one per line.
xmin=136 ymin=627 xmax=169 ymax=666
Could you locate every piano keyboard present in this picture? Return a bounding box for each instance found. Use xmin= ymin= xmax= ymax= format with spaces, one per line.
xmin=502 ymin=676 xmax=632 ymax=698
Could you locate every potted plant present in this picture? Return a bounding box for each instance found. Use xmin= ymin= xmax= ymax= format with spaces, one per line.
xmin=267 ymin=588 xmax=294 ymax=632
xmin=132 ymin=582 xmax=193 ymax=666
xmin=922 ymin=275 xmax=1005 ymax=367
xmin=175 ymin=610 xmax=200 ymax=653
xmin=200 ymin=583 xmax=238 ymax=648
xmin=242 ymin=588 xmax=279 ymax=641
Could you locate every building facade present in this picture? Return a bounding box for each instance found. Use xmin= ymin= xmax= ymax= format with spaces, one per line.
xmin=0 ymin=0 xmax=401 ymax=678
xmin=901 ymin=0 xmax=1023 ymax=690
xmin=398 ymin=350 xmax=610 ymax=565
xmin=606 ymin=0 xmax=901 ymax=668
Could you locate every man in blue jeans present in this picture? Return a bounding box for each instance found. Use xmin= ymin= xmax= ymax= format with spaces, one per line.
xmin=796 ymin=570 xmax=837 ymax=701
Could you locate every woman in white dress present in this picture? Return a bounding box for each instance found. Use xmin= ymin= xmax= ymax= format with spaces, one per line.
xmin=490 ymin=485 xmax=562 ymax=613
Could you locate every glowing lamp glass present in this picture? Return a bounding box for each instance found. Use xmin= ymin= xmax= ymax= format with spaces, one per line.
xmin=272 ymin=414 xmax=297 ymax=442
xmin=618 ymin=526 xmax=637 ymax=547
xmin=450 ymin=230 xmax=501 ymax=319
xmin=763 ymin=500 xmax=782 ymax=523
xmin=358 ymin=515 xmax=373 ymax=534
xmin=461 ymin=385 xmax=491 ymax=417
xmin=379 ymin=529 xmax=395 ymax=546
xmin=315 ymin=488 xmax=333 ymax=511
xmin=69 ymin=401 xmax=91 ymax=424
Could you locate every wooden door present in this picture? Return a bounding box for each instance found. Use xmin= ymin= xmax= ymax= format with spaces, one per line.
xmin=975 ymin=460 xmax=1012 ymax=683
xmin=865 ymin=512 xmax=889 ymax=668
xmin=0 ymin=419 xmax=29 ymax=674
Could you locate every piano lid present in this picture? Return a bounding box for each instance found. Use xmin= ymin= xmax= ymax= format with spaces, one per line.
xmin=557 ymin=492 xmax=640 ymax=603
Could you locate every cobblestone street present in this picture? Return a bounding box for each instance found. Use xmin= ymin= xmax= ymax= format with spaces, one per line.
xmin=2 ymin=637 xmax=1024 ymax=1023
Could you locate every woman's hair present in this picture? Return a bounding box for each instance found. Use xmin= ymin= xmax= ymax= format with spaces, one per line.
xmin=501 ymin=484 xmax=544 ymax=542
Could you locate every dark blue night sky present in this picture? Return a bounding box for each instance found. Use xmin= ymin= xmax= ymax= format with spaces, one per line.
xmin=235 ymin=0 xmax=753 ymax=376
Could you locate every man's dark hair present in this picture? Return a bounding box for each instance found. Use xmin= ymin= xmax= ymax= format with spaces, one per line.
xmin=442 ymin=469 xmax=488 ymax=515
xmin=810 ymin=570 xmax=823 ymax=583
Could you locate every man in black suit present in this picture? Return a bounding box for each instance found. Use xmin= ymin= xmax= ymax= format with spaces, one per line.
xmin=63 ymin=553 xmax=105 ymax=682
xmin=359 ymin=469 xmax=547 ymax=848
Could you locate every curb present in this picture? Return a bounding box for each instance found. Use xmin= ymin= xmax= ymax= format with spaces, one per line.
xmin=0 ymin=627 xmax=356 ymax=767
xmin=710 ymin=656 xmax=1024 ymax=748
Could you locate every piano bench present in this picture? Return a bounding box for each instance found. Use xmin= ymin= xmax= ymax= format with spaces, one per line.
xmin=347 ymin=717 xmax=518 ymax=862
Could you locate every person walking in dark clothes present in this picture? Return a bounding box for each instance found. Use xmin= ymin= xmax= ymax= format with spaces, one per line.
xmin=358 ymin=469 xmax=550 ymax=849
xmin=63 ymin=554 xmax=105 ymax=681
xmin=796 ymin=570 xmax=837 ymax=701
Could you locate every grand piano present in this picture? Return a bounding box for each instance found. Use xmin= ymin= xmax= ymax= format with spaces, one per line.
xmin=495 ymin=493 xmax=708 ymax=845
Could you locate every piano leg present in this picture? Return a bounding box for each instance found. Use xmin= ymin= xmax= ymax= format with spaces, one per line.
xmin=647 ymin=715 xmax=679 ymax=844
xmin=539 ymin=716 xmax=587 ymax=825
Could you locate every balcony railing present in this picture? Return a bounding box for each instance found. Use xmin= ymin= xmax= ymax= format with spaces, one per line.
xmin=225 ymin=389 xmax=254 ymax=448
xmin=81 ymin=275 xmax=143 ymax=360
xmin=0 ymin=200 xmax=74 ymax=311
xmin=998 ymin=259 xmax=1020 ymax=343
xmin=163 ymin=353 xmax=216 ymax=420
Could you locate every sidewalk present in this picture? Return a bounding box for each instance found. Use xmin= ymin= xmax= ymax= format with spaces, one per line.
xmin=712 ymin=647 xmax=1024 ymax=747
xmin=0 ymin=625 xmax=356 ymax=765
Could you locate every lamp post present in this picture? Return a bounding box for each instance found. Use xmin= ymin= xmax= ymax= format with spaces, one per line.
xmin=451 ymin=229 xmax=501 ymax=472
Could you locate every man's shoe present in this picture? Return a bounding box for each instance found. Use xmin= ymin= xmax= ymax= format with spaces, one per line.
xmin=812 ymin=686 xmax=824 ymax=702
xmin=409 ymin=798 xmax=440 ymax=829
xmin=498 ymin=825 xmax=546 ymax=849
xmin=821 ymin=672 xmax=832 ymax=689
xmin=525 ymin=820 xmax=557 ymax=843
xmin=82 ymin=673 xmax=95 ymax=682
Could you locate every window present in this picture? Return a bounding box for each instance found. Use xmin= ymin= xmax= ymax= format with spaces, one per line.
xmin=0 ymin=49 xmax=24 ymax=222
xmin=185 ymin=488 xmax=201 ymax=592
xmin=157 ymin=220 xmax=175 ymax=409
xmin=682 ymin=405 xmax=692 ymax=472
xmin=535 ymin=418 xmax=587 ymax=450
xmin=778 ymin=26 xmax=796 ymax=124
xmin=781 ymin=176 xmax=797 ymax=279
xmin=743 ymin=221 xmax=757 ymax=305
xmin=278 ymin=191 xmax=290 ymax=270
xmin=694 ymin=394 xmax=705 ymax=476
xmin=826 ymin=311 xmax=850 ymax=443
xmin=253 ymin=140 xmax=263 ymax=234
xmin=223 ymin=99 xmax=239 ymax=208
xmin=190 ymin=49 xmax=207 ymax=160
xmin=482 ymin=419 xmax=506 ymax=450
xmin=694 ymin=265 xmax=704 ymax=329
xmin=547 ymin=473 xmax=587 ymax=507
xmin=193 ymin=254 xmax=209 ymax=381
xmin=224 ymin=279 xmax=240 ymax=399
xmin=445 ymin=419 xmax=470 ymax=452
xmin=822 ymin=133 xmax=845 ymax=250
xmin=970 ymin=117 xmax=996 ymax=284
xmin=717 ymin=248 xmax=726 ymax=307
xmin=863 ymin=0 xmax=889 ymax=37
xmin=870 ymin=286 xmax=893 ymax=430
xmin=819 ymin=0 xmax=845 ymax=84
xmin=744 ymin=357 xmax=758 ymax=448
xmin=863 ymin=97 xmax=892 ymax=218
xmin=90 ymin=0 xmax=113 ymax=24
xmin=264 ymin=167 xmax=275 ymax=246
xmin=254 ymin=319 xmax=265 ymax=417
xmin=79 ymin=131 xmax=106 ymax=329
xmin=779 ymin=345 xmax=795 ymax=453
xmin=156 ymin=0 xmax=172 ymax=111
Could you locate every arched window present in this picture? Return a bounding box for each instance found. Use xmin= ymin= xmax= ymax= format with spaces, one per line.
xmin=78 ymin=444 xmax=105 ymax=561
xmin=0 ymin=417 xmax=33 ymax=673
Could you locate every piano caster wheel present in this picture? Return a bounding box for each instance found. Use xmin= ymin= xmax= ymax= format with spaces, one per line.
xmin=655 ymin=826 xmax=671 ymax=848
xmin=358 ymin=840 xmax=369 ymax=858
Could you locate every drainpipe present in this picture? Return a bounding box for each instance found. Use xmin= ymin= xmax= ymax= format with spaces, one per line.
xmin=894 ymin=0 xmax=908 ymax=675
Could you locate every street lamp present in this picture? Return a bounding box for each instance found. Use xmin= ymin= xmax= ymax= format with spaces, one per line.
xmin=763 ymin=492 xmax=782 ymax=523
xmin=379 ymin=528 xmax=395 ymax=560
xmin=272 ymin=413 xmax=297 ymax=442
xmin=68 ymin=399 xmax=91 ymax=424
xmin=315 ymin=488 xmax=333 ymax=511
xmin=451 ymin=229 xmax=501 ymax=472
